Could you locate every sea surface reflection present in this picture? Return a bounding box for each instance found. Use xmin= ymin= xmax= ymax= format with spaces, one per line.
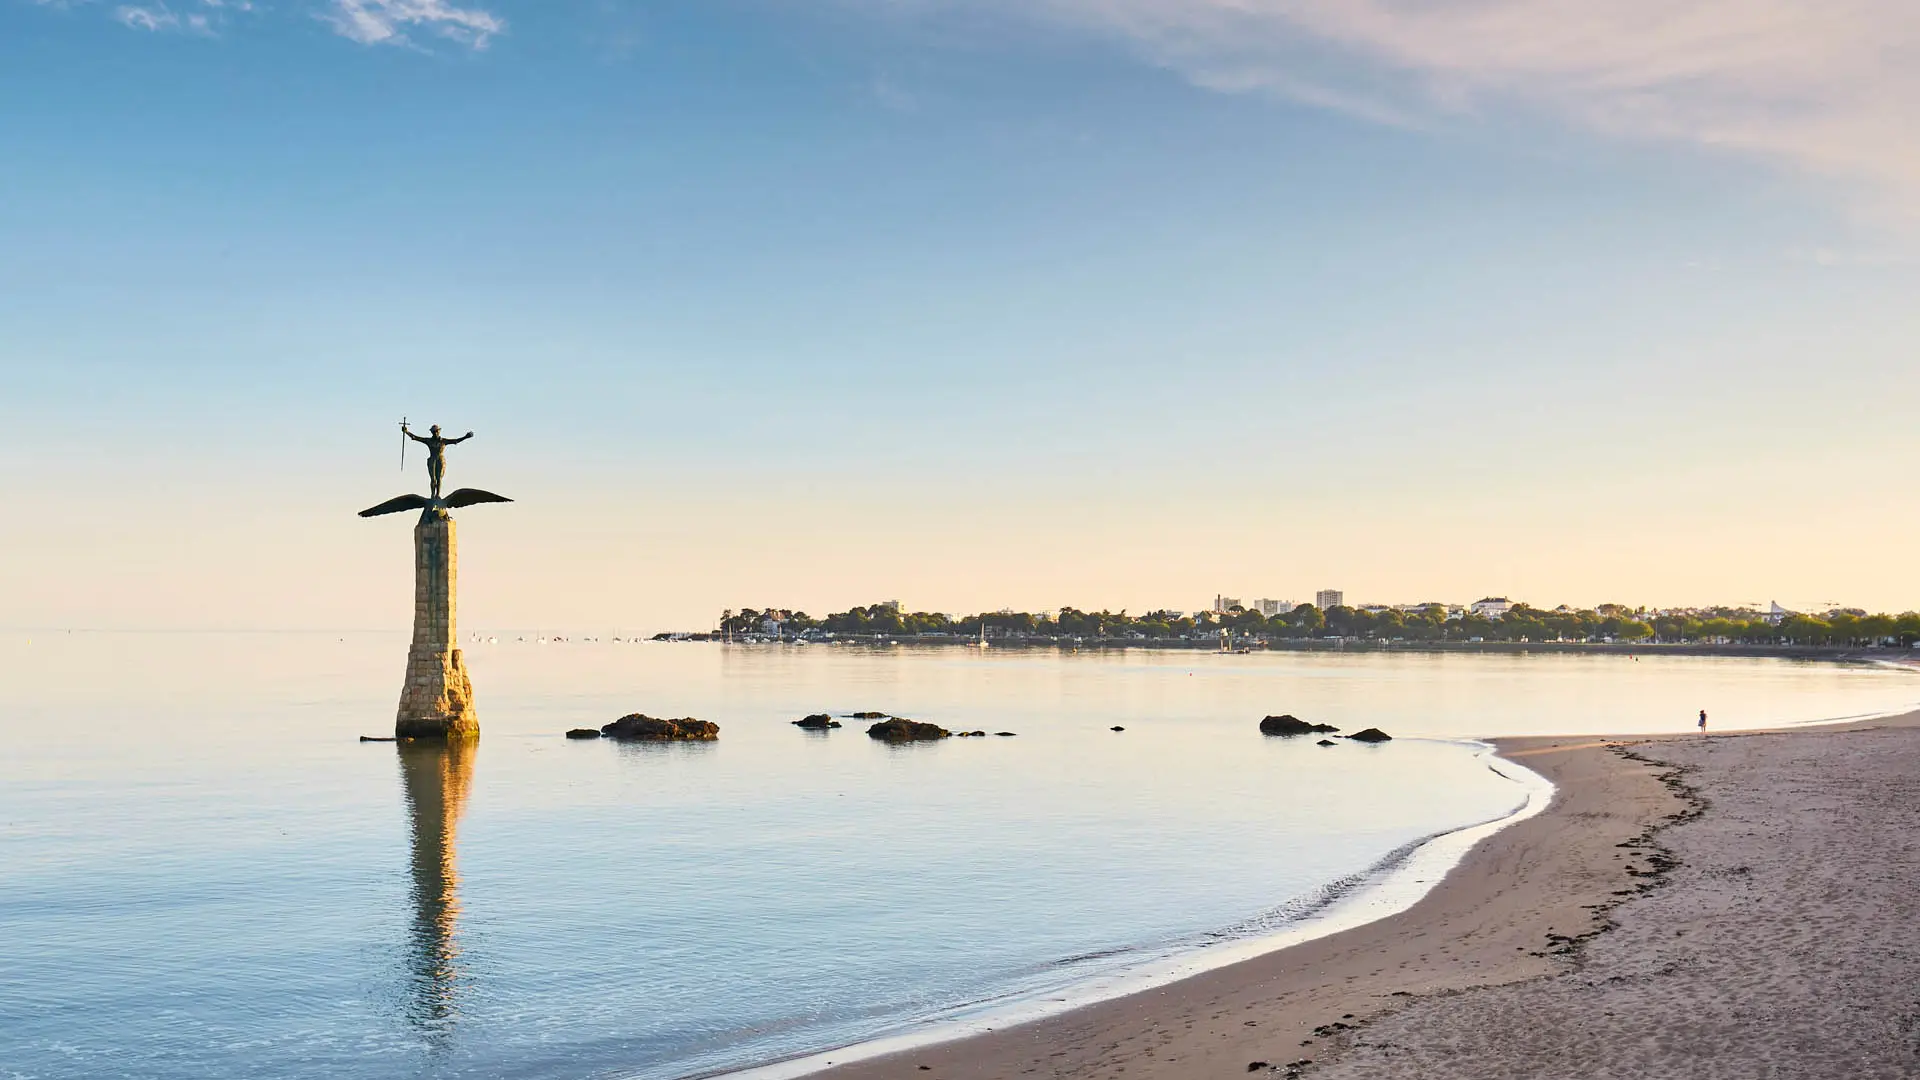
xmin=400 ymin=740 xmax=476 ymax=1037
xmin=0 ymin=633 xmax=1913 ymax=1080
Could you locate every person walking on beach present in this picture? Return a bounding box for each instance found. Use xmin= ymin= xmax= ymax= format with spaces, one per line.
xmin=1699 ymin=708 xmax=1708 ymax=735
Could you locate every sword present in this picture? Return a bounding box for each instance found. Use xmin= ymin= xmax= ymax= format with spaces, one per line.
xmin=399 ymin=416 xmax=407 ymax=471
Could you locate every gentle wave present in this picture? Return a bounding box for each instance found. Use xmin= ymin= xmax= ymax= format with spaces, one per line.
xmin=704 ymin=741 xmax=1552 ymax=1080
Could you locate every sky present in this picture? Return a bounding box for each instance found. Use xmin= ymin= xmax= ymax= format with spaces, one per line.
xmin=4 ymin=0 xmax=1920 ymax=631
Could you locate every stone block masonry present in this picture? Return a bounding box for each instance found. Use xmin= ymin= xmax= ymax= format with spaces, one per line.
xmin=396 ymin=508 xmax=479 ymax=739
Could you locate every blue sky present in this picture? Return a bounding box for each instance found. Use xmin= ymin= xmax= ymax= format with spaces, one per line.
xmin=5 ymin=0 xmax=1919 ymax=629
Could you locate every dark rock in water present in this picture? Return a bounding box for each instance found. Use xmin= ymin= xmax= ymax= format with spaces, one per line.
xmin=1111 ymin=725 xmax=1126 ymax=732
xmin=1248 ymin=1064 xmax=1270 ymax=1073
xmin=1310 ymin=723 xmax=1340 ymax=733
xmin=1260 ymin=714 xmax=1316 ymax=736
xmin=867 ymin=717 xmax=950 ymax=741
xmin=601 ymin=714 xmax=720 ymax=741
xmin=848 ymin=710 xmax=889 ymax=719
xmin=1317 ymin=739 xmax=1338 ymax=747
xmin=793 ymin=714 xmax=841 ymax=729
xmin=968 ymin=730 xmax=987 ymax=737
xmin=1348 ymin=727 xmax=1393 ymax=743
xmin=996 ymin=731 xmax=1018 ymax=737
xmin=955 ymin=731 xmax=973 ymax=737
xmin=564 ymin=728 xmax=603 ymax=740
xmin=359 ymin=735 xmax=398 ymax=742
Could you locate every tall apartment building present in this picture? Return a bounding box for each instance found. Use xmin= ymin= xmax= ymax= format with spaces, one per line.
xmin=1315 ymin=589 xmax=1344 ymax=610
xmin=1256 ymin=598 xmax=1290 ymax=616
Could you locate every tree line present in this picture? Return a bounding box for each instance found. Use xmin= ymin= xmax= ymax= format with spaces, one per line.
xmin=716 ymin=602 xmax=1920 ymax=647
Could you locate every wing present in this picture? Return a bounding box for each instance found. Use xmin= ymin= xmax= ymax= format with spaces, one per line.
xmin=442 ymin=488 xmax=514 ymax=509
xmin=358 ymin=493 xmax=433 ymax=518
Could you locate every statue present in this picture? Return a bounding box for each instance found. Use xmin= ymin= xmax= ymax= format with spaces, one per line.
xmin=360 ymin=422 xmax=512 ymax=740
xmin=359 ymin=423 xmax=511 ymax=519
xmin=404 ymin=422 xmax=472 ymax=500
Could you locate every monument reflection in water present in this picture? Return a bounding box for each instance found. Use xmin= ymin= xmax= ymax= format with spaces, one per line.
xmin=397 ymin=739 xmax=477 ymax=1034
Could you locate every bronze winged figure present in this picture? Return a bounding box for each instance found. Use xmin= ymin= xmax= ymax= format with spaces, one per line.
xmin=359 ymin=423 xmax=512 ymax=518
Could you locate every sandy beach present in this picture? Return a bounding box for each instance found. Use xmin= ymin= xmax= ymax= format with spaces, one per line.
xmin=809 ymin=713 xmax=1920 ymax=1080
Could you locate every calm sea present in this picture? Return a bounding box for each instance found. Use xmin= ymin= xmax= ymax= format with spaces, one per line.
xmin=2 ymin=633 xmax=1912 ymax=1080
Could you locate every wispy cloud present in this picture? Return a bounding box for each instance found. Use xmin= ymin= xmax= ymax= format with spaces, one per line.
xmin=941 ymin=0 xmax=1920 ymax=220
xmin=321 ymin=0 xmax=503 ymax=49
xmin=37 ymin=0 xmax=500 ymax=50
xmin=109 ymin=0 xmax=234 ymax=34
xmin=114 ymin=5 xmax=179 ymax=31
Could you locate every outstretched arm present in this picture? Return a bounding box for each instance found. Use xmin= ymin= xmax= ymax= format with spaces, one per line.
xmin=448 ymin=432 xmax=475 ymax=444
xmin=403 ymin=427 xmax=432 ymax=445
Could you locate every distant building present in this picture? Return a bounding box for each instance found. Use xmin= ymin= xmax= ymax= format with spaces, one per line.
xmin=1765 ymin=600 xmax=1795 ymax=625
xmin=1315 ymin=589 xmax=1343 ymax=610
xmin=1213 ymin=595 xmax=1243 ymax=613
xmin=1256 ymin=598 xmax=1290 ymax=617
xmin=876 ymin=600 xmax=902 ymax=615
xmin=1470 ymin=597 xmax=1515 ymax=620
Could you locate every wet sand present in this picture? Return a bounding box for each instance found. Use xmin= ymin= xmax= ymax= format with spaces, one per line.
xmin=808 ymin=713 xmax=1920 ymax=1080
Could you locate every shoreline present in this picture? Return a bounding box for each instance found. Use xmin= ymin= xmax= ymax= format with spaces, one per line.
xmin=714 ymin=741 xmax=1555 ymax=1080
xmin=718 ymin=711 xmax=1919 ymax=1080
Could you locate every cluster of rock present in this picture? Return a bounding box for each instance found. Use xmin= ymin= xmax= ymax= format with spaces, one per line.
xmin=866 ymin=717 xmax=952 ymax=741
xmin=565 ymin=708 xmax=1386 ymax=746
xmin=1260 ymin=714 xmax=1341 ymax=736
xmin=1260 ymin=714 xmax=1393 ymax=743
xmin=790 ymin=711 xmax=1016 ymax=738
xmin=566 ymin=714 xmax=721 ymax=741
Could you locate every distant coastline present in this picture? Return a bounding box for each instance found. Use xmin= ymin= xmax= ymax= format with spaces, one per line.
xmin=691 ymin=601 xmax=1920 ymax=653
xmin=651 ymin=631 xmax=1915 ymax=665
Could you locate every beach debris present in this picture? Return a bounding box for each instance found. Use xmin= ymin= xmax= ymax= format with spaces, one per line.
xmin=1311 ymin=1021 xmax=1354 ymax=1037
xmin=866 ymin=717 xmax=950 ymax=741
xmin=793 ymin=714 xmax=841 ymax=729
xmin=1348 ymin=727 xmax=1393 ymax=743
xmin=1259 ymin=714 xmax=1341 ymax=736
xmin=601 ymin=714 xmax=720 ymax=741
xmin=564 ymin=728 xmax=602 ymax=740
xmin=1316 ymin=739 xmax=1338 ymax=747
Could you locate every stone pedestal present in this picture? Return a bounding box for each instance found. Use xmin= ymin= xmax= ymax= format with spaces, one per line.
xmin=396 ymin=509 xmax=479 ymax=739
